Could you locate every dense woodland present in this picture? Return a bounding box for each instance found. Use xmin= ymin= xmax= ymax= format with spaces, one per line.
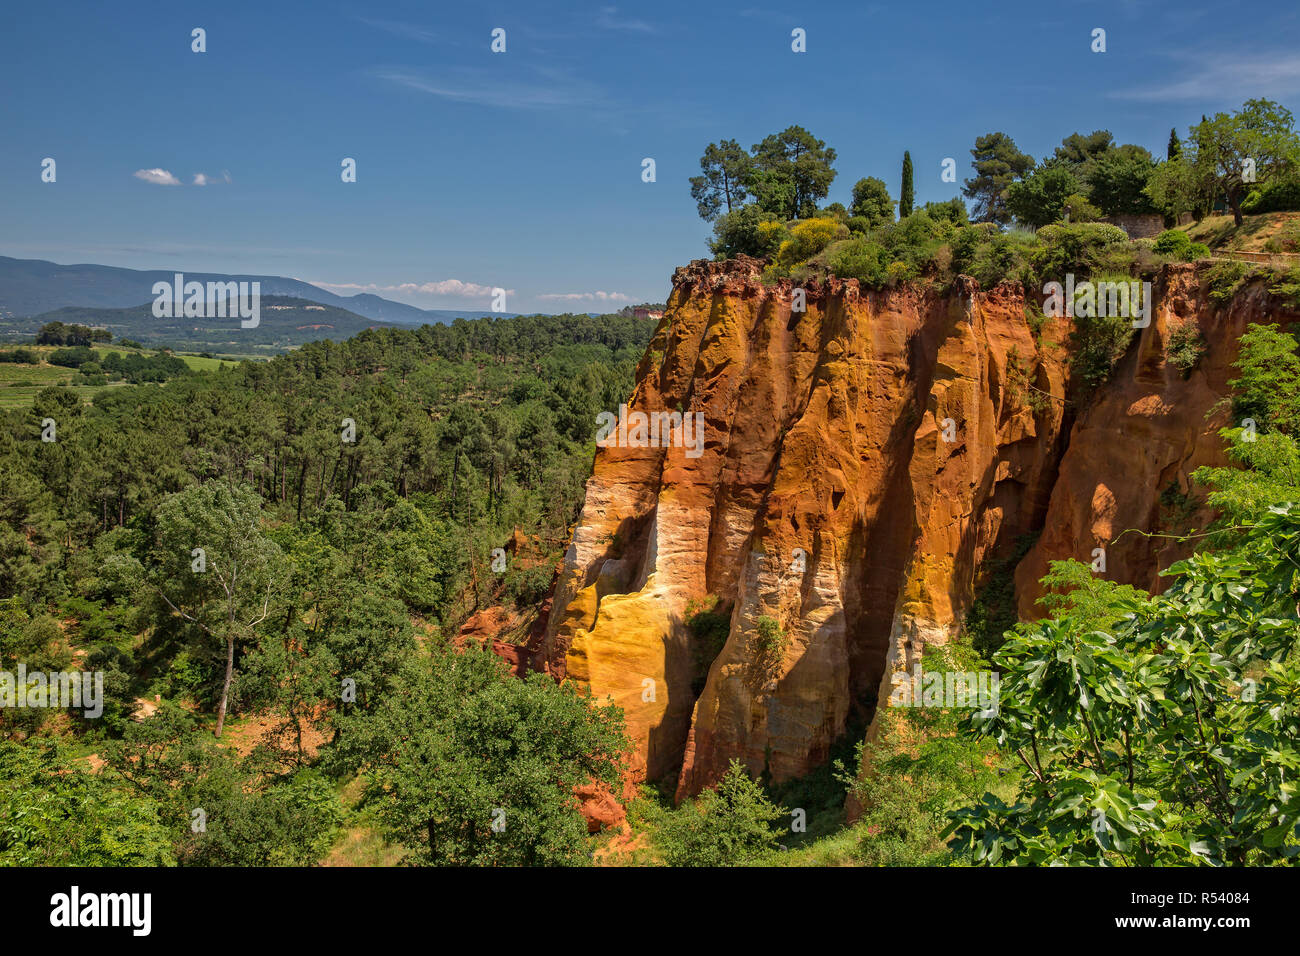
xmin=0 ymin=313 xmax=653 ymax=865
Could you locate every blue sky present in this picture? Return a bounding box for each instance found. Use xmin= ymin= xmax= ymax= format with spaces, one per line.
xmin=2 ymin=0 xmax=1299 ymax=314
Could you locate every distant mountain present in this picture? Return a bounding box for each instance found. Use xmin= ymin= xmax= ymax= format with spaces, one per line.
xmin=21 ymin=296 xmax=395 ymax=351
xmin=0 ymin=256 xmax=512 ymax=324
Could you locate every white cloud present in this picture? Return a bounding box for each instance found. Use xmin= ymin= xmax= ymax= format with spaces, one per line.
xmin=356 ymin=17 xmax=440 ymax=44
xmin=595 ymin=6 xmax=656 ymax=33
xmin=1112 ymin=51 xmax=1300 ymax=102
xmin=537 ymin=290 xmax=632 ymax=302
xmin=193 ymin=171 xmax=232 ymax=186
xmin=307 ymin=279 xmax=515 ymax=299
xmin=133 ymin=168 xmax=181 ymax=186
xmin=374 ymin=66 xmax=602 ymax=110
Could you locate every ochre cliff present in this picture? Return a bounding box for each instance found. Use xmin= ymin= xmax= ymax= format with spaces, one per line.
xmin=536 ymin=256 xmax=1295 ymax=799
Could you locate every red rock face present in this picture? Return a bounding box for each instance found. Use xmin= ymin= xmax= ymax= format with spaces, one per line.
xmin=1014 ymin=267 xmax=1275 ymax=611
xmin=541 ymin=257 xmax=1296 ymax=799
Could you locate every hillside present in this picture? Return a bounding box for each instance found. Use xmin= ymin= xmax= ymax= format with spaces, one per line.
xmin=10 ymin=295 xmax=394 ymax=350
xmin=0 ymin=255 xmax=513 ymax=324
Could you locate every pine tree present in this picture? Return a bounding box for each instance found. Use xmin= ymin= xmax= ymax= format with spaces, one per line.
xmin=1167 ymin=128 xmax=1181 ymax=160
xmin=899 ymin=151 xmax=915 ymax=218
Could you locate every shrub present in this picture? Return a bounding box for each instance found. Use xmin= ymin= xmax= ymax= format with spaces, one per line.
xmin=1165 ymin=319 xmax=1207 ymax=374
xmin=754 ymin=614 xmax=787 ymax=662
xmin=1153 ymin=229 xmax=1190 ymax=256
xmin=1152 ymin=229 xmax=1209 ymax=262
xmin=1240 ymin=176 xmax=1300 ymax=214
xmin=880 ymin=212 xmax=943 ymax=279
xmin=1033 ymin=222 xmax=1132 ymax=281
xmin=1203 ymin=260 xmax=1253 ymax=304
xmin=1068 ymin=306 xmax=1135 ymax=393
xmin=0 ymin=348 xmax=39 ymax=364
xmin=845 ymin=215 xmax=876 ymax=237
xmin=631 ymin=759 xmax=787 ymax=866
xmin=710 ymin=205 xmax=786 ymax=259
xmin=686 ymin=597 xmax=731 ymax=695
xmin=1269 ymin=264 xmax=1300 ymax=310
xmin=1061 ymin=193 xmax=1102 ymax=223
xmin=922 ymin=197 xmax=969 ymax=225
xmin=47 ymin=346 xmax=96 ymax=368
xmin=825 ymin=237 xmax=887 ymax=286
xmin=952 ymin=225 xmax=1035 ymax=289
xmin=504 ymin=563 xmax=553 ymax=607
xmin=770 ymin=217 xmax=849 ymax=274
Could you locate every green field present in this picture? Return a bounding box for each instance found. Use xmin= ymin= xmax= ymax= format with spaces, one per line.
xmin=0 ymin=345 xmax=261 ymax=409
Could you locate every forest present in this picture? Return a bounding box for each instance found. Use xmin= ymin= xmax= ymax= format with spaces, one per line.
xmin=0 ymin=312 xmax=654 ymax=865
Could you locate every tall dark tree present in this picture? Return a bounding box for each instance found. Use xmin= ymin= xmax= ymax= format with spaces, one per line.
xmin=688 ymin=139 xmax=753 ymax=222
xmin=899 ymin=151 xmax=915 ymax=218
xmin=1050 ymin=130 xmax=1115 ymax=176
xmin=1086 ymin=144 xmax=1159 ymax=217
xmin=962 ymin=132 xmax=1035 ymax=225
xmin=1167 ymin=127 xmax=1181 ymax=160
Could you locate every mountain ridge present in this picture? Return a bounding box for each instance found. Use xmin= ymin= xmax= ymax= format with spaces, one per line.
xmin=0 ymin=255 xmax=513 ymax=324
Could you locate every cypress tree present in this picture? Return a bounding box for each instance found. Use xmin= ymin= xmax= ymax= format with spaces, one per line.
xmin=1167 ymin=128 xmax=1180 ymax=160
xmin=900 ymin=151 xmax=915 ymax=218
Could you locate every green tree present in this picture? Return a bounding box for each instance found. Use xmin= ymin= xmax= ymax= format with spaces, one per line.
xmin=1005 ymin=165 xmax=1080 ymax=228
xmin=849 ymin=176 xmax=895 ymax=227
xmin=0 ymin=740 xmax=174 ymax=866
xmin=635 ymin=759 xmax=787 ymax=866
xmin=749 ymin=125 xmax=838 ymax=220
xmin=1190 ymin=99 xmax=1300 ymax=225
xmin=104 ymin=704 xmax=341 ymax=865
xmin=334 ymin=642 xmax=628 ymax=866
xmin=1086 ymin=144 xmax=1158 ymax=217
xmin=1049 ymin=130 xmax=1115 ymax=179
xmin=963 ymin=132 xmax=1035 ymax=224
xmin=1167 ymin=127 xmax=1181 ymax=160
xmin=947 ymin=502 xmax=1300 ymax=865
xmin=148 ymin=482 xmax=282 ymax=736
xmin=689 ymin=139 xmax=753 ymax=221
xmin=709 ymin=204 xmax=786 ymax=259
xmin=899 ymin=151 xmax=915 ymax=218
xmin=1145 ymin=151 xmax=1215 ymax=222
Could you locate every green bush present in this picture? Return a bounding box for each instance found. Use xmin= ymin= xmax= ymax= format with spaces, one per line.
xmin=1068 ymin=305 xmax=1136 ymax=393
xmin=1033 ymin=222 xmax=1133 ymax=280
xmin=881 ymin=212 xmax=943 ymax=279
xmin=631 ymin=759 xmax=787 ymax=866
xmin=825 ymin=237 xmax=887 ymax=286
xmin=1240 ymin=176 xmax=1300 ymax=214
xmin=47 ymin=345 xmax=96 ymax=368
xmin=1165 ymin=319 xmax=1207 ymax=374
xmin=770 ymin=218 xmax=849 ymax=274
xmin=951 ymin=225 xmax=1035 ymax=289
xmin=755 ymin=614 xmax=786 ymax=661
xmin=1153 ymin=229 xmax=1190 ymax=255
xmin=1268 ymin=264 xmax=1300 ymax=310
xmin=1203 ymin=260 xmax=1253 ymax=304
xmin=1152 ymin=229 xmax=1210 ymax=262
xmin=710 ymin=205 xmax=786 ymax=259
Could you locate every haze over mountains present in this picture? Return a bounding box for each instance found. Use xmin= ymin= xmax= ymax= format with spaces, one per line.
xmin=0 ymin=255 xmax=511 ymax=325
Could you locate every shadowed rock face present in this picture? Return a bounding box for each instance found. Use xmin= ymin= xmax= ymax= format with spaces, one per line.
xmin=539 ymin=256 xmax=1294 ymax=799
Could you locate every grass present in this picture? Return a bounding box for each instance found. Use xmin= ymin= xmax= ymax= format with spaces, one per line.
xmin=1183 ymin=210 xmax=1300 ymax=253
xmin=0 ymin=344 xmax=250 ymax=409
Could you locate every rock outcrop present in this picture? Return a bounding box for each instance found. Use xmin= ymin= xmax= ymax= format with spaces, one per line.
xmin=537 ymin=257 xmax=1295 ymax=799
